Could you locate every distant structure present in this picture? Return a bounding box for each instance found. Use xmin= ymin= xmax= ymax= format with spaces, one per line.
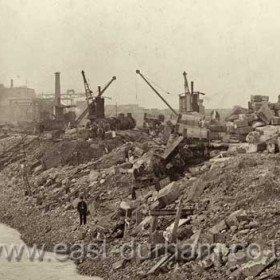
xmin=0 ymin=74 xmax=78 ymax=125
xmin=0 ymin=80 xmax=35 ymax=105
xmin=0 ymin=81 xmax=36 ymax=122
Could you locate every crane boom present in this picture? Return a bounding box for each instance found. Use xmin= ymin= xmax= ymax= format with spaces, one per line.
xmin=81 ymin=70 xmax=93 ymax=104
xmin=76 ymin=74 xmax=117 ymax=125
xmin=98 ymin=76 xmax=116 ymax=97
xmin=136 ymin=70 xmax=178 ymax=116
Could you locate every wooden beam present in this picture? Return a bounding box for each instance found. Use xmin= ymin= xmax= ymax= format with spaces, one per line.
xmin=149 ymin=208 xmax=194 ymax=217
xmin=146 ymin=253 xmax=174 ymax=275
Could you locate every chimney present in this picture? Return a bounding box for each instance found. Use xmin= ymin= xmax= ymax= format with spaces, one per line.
xmin=10 ymin=79 xmax=14 ymax=88
xmin=55 ymin=72 xmax=61 ymax=106
xmin=191 ymin=81 xmax=194 ymax=94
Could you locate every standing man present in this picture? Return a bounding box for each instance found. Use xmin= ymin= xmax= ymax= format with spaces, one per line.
xmin=77 ymin=196 xmax=88 ymax=226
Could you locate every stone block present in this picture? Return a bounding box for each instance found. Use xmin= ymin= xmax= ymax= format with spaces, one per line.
xmin=88 ymin=170 xmax=99 ymax=182
xmin=250 ymin=95 xmax=269 ymax=102
xmin=113 ymin=259 xmax=126 ymax=270
xmin=159 ymin=177 xmax=171 ymax=189
xmin=235 ymin=126 xmax=253 ymax=135
xmin=225 ymin=209 xmax=245 ymax=227
xmin=267 ymin=143 xmax=278 ymax=153
xmin=133 ymin=147 xmax=144 ymax=158
xmin=234 ymin=119 xmax=249 ymax=128
xmin=257 ymin=104 xmax=274 ymax=124
xmin=209 ymin=220 xmax=228 ymax=234
xmin=240 ymin=250 xmax=275 ymax=278
xmin=247 ymin=143 xmax=267 ymax=153
xmin=156 ymin=182 xmax=179 ymax=206
xmin=271 ymin=117 xmax=280 ymax=125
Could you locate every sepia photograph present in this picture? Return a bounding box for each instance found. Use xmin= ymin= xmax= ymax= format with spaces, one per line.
xmin=1 ymin=0 xmax=280 ymax=279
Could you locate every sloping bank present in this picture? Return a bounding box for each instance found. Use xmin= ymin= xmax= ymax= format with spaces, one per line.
xmin=0 ymin=132 xmax=158 ymax=280
xmin=2 ymin=133 xmax=280 ymax=279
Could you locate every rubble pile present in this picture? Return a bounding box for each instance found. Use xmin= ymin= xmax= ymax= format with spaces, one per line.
xmin=0 ymin=134 xmax=38 ymax=168
xmin=1 ymin=128 xmax=280 ymax=279
xmin=210 ymin=95 xmax=280 ymax=155
xmin=76 ymin=153 xmax=280 ymax=280
xmin=0 ymin=131 xmax=159 ymax=249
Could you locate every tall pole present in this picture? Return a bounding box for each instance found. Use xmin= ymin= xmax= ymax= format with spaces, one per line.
xmin=136 ymin=70 xmax=178 ymax=116
xmin=55 ymin=72 xmax=61 ymax=106
xmin=183 ymin=71 xmax=190 ymax=94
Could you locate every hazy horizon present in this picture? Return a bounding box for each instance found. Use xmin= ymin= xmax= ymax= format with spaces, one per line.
xmin=1 ymin=0 xmax=280 ymax=110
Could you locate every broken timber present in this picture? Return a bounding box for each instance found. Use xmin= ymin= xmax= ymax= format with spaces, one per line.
xmin=146 ymin=253 xmax=175 ymax=275
xmin=149 ymin=207 xmax=194 ymax=217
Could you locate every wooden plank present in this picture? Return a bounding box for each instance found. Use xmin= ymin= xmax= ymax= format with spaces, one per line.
xmin=146 ymin=254 xmax=174 ymax=275
xmin=149 ymin=208 xmax=194 ymax=217
xmin=160 ymin=136 xmax=184 ymax=160
xmin=166 ymin=218 xmax=190 ymax=232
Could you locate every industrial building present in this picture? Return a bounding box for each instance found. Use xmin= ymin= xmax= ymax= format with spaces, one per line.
xmin=0 ymin=81 xmax=36 ymax=122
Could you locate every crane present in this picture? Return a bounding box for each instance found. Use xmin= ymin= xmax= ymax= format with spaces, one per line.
xmin=136 ymin=70 xmax=178 ymax=116
xmin=81 ymin=70 xmax=94 ymax=104
xmin=98 ymin=76 xmax=116 ymax=97
xmin=75 ymin=72 xmax=116 ymax=124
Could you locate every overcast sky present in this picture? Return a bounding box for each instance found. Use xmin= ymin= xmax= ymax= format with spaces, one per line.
xmin=1 ymin=0 xmax=280 ymax=109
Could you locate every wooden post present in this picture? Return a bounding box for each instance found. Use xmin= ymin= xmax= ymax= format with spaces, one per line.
xmin=124 ymin=209 xmax=130 ymax=237
xmin=135 ymin=207 xmax=143 ymax=226
xmin=24 ymin=175 xmax=32 ymax=196
xmin=170 ymin=196 xmax=183 ymax=243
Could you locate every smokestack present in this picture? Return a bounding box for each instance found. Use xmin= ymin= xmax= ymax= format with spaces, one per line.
xmin=55 ymin=72 xmax=61 ymax=106
xmin=191 ymin=81 xmax=194 ymax=94
xmin=10 ymin=79 xmax=14 ymax=88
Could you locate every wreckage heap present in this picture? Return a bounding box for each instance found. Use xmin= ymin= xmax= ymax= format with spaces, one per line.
xmin=209 ymin=95 xmax=280 ymax=154
xmin=1 ymin=122 xmax=280 ymax=280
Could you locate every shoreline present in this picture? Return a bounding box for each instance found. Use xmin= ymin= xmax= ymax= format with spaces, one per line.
xmin=0 ymin=222 xmax=101 ymax=280
xmin=0 ymin=133 xmax=158 ymax=280
xmin=0 ymin=175 xmax=102 ymax=279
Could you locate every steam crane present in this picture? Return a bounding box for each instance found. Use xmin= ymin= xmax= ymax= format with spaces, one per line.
xmin=136 ymin=70 xmax=178 ymax=116
xmin=180 ymin=71 xmax=206 ymax=114
xmin=136 ymin=69 xmax=208 ymax=142
xmin=136 ymin=69 xmax=209 ymax=178
xmin=94 ymin=76 xmax=116 ymax=119
xmin=75 ymin=71 xmax=116 ymax=124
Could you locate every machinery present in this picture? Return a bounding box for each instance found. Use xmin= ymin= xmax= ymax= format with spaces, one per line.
xmin=143 ymin=112 xmax=165 ymax=130
xmin=136 ymin=69 xmax=208 ymax=141
xmin=136 ymin=69 xmax=210 ymax=180
xmin=179 ymin=71 xmax=205 ymax=114
xmin=77 ymin=70 xmax=136 ymax=131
